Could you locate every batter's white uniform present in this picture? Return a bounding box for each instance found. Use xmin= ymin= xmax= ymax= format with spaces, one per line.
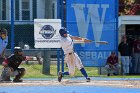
xmin=60 ymin=34 xmax=84 ymax=76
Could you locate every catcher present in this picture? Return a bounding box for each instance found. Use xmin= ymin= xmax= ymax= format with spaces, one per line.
xmin=0 ymin=47 xmax=26 ymax=82
xmin=58 ymin=27 xmax=91 ymax=82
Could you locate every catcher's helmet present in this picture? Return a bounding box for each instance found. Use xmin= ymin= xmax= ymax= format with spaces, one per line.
xmin=59 ymin=27 xmax=67 ymax=37
xmin=14 ymin=47 xmax=23 ymax=54
xmin=0 ymin=28 xmax=7 ymax=34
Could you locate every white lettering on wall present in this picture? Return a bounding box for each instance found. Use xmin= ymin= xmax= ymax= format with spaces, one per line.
xmin=72 ymin=4 xmax=109 ymax=47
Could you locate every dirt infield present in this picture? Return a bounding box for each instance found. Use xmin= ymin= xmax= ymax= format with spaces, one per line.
xmin=0 ymin=79 xmax=140 ymax=88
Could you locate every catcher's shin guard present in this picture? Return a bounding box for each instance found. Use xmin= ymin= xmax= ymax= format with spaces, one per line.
xmin=0 ymin=67 xmax=11 ymax=81
xmin=13 ymin=68 xmax=25 ymax=82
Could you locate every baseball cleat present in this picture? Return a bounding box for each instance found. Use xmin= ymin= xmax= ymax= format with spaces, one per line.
xmin=86 ymin=77 xmax=91 ymax=82
xmin=58 ymin=71 xmax=63 ymax=82
xmin=0 ymin=79 xmax=12 ymax=83
xmin=0 ymin=76 xmax=12 ymax=83
xmin=107 ymin=73 xmax=110 ymax=76
xmin=13 ymin=79 xmax=23 ymax=82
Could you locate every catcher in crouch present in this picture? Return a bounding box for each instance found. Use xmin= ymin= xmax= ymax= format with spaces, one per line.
xmin=58 ymin=27 xmax=91 ymax=82
xmin=0 ymin=47 xmax=26 ymax=82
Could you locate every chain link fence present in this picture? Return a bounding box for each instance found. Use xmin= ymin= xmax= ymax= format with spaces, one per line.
xmin=0 ymin=0 xmax=97 ymax=80
xmin=0 ymin=0 xmax=122 ymax=81
xmin=0 ymin=22 xmax=97 ymax=78
xmin=0 ymin=0 xmax=62 ymax=79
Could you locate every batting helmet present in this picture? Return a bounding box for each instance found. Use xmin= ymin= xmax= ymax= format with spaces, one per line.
xmin=14 ymin=47 xmax=23 ymax=55
xmin=59 ymin=27 xmax=68 ymax=37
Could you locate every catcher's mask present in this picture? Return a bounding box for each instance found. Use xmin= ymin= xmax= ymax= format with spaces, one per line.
xmin=14 ymin=47 xmax=23 ymax=55
xmin=59 ymin=27 xmax=68 ymax=37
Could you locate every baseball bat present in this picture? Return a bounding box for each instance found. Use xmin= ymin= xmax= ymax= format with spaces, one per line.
xmin=91 ymin=41 xmax=109 ymax=44
xmin=84 ymin=38 xmax=109 ymax=44
xmin=73 ymin=39 xmax=108 ymax=44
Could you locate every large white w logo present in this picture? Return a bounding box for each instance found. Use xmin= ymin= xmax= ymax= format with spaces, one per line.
xmin=72 ymin=4 xmax=109 ymax=47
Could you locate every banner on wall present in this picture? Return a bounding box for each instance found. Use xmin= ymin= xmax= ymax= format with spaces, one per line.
xmin=66 ymin=0 xmax=118 ymax=66
xmin=34 ymin=19 xmax=61 ymax=48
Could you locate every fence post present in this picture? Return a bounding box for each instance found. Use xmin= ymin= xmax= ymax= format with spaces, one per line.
xmin=42 ymin=50 xmax=50 ymax=75
xmin=61 ymin=49 xmax=64 ymax=72
xmin=116 ymin=0 xmax=119 ymax=55
xmin=60 ymin=0 xmax=64 ymax=27
xmin=57 ymin=49 xmax=60 ymax=74
xmin=57 ymin=0 xmax=60 ymax=18
xmin=11 ymin=0 xmax=14 ymax=53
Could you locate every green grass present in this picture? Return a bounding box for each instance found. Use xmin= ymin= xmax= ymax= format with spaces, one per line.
xmin=20 ymin=64 xmax=58 ymax=78
xmin=0 ymin=64 xmax=99 ymax=78
xmin=1 ymin=64 xmax=140 ymax=78
xmin=17 ymin=64 xmax=140 ymax=78
xmin=21 ymin=64 xmax=99 ymax=78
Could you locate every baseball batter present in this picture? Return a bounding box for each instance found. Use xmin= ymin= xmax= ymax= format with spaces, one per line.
xmin=58 ymin=27 xmax=91 ymax=82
